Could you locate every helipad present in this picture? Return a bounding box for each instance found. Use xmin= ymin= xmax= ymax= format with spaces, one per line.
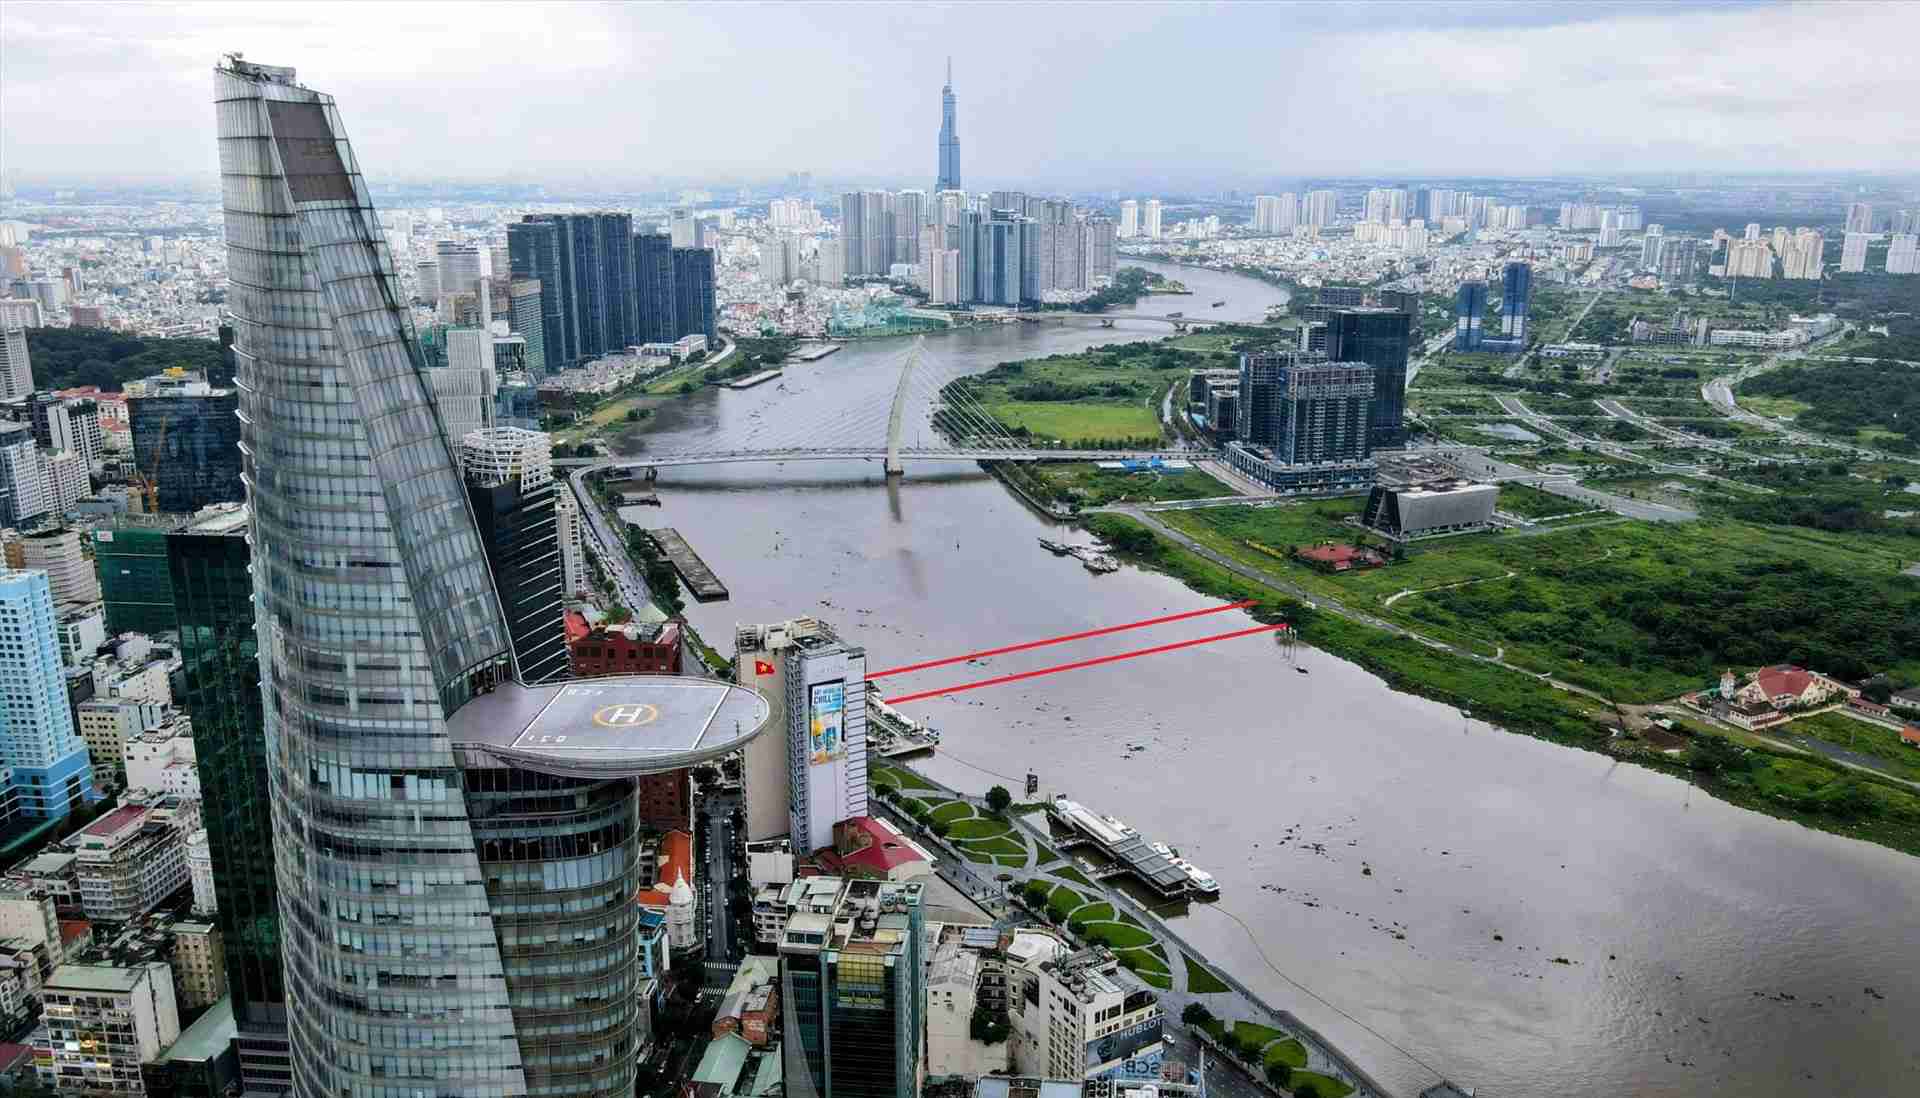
xmin=449 ymin=676 xmax=772 ymax=777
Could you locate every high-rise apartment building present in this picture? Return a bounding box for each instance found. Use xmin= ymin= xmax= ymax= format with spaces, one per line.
xmin=1658 ymin=236 xmax=1699 ymax=282
xmin=1324 ymin=308 xmax=1412 ymax=448
xmin=126 ymin=372 xmax=244 ymax=513
xmin=1640 ymin=225 xmax=1665 ymax=268
xmin=1781 ymin=229 xmax=1826 ymax=280
xmin=511 ymin=212 xmax=635 ymax=366
xmin=459 ymin=427 xmax=569 ymax=685
xmin=507 ymin=219 xmax=571 ymax=364
xmin=1725 ymin=238 xmax=1775 ymax=278
xmin=0 ymin=423 xmax=46 ymax=528
xmin=1304 ymin=190 xmax=1339 ymax=228
xmin=1081 ymin=214 xmax=1117 ymax=285
xmin=29 ymin=393 xmax=104 ymax=462
xmin=1118 ymin=200 xmax=1139 ymax=238
xmin=35 ymin=964 xmax=180 ymax=1095
xmin=1253 ymin=193 xmax=1298 ymax=235
xmin=734 ymin=617 xmax=869 ymax=850
xmin=6 ymin=527 xmax=98 ymax=609
xmin=0 ymin=569 xmax=94 ymax=821
xmin=976 ymin=214 xmax=1028 ymax=305
xmin=778 ymin=878 xmax=925 ymax=1098
xmin=164 ymin=501 xmax=287 ymax=1091
xmin=0 ymin=328 xmax=31 ymax=403
xmin=1235 ymin=351 xmax=1374 ymax=466
xmin=1501 ymin=261 xmax=1533 ymax=341
xmin=673 ymin=247 xmax=718 ymax=342
xmin=93 ymin=524 xmax=176 ymax=635
xmin=1142 ymin=199 xmax=1164 ymax=240
xmin=894 ymin=189 xmax=926 ymax=266
xmin=936 ymin=58 xmax=961 ymax=192
xmin=1840 ymin=231 xmax=1872 ymax=273
xmin=506 ymin=278 xmax=547 ymax=373
xmin=435 ymin=239 xmax=484 ymax=298
xmin=1454 ymin=280 xmax=1488 ymax=351
xmin=217 ymin=58 xmax=682 ymax=1098
xmin=1845 ymin=202 xmax=1874 ymax=233
xmin=633 ymin=230 xmax=679 ymax=344
xmin=553 ymin=485 xmax=587 ymax=596
xmin=1887 ymin=233 xmax=1920 ymax=275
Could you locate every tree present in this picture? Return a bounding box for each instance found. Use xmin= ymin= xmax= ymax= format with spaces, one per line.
xmin=1294 ymin=1082 xmax=1321 ymax=1098
xmin=872 ymin=779 xmax=896 ymax=801
xmin=969 ymin=1005 xmax=1011 ymax=1044
xmin=1180 ymin=1002 xmax=1213 ymax=1027
xmin=985 ymin=785 xmax=1012 ymax=815
xmin=1267 ymin=1063 xmax=1293 ymax=1088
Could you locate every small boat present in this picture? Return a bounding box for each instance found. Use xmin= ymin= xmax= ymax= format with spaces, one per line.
xmin=1037 ymin=538 xmax=1075 ymax=556
xmin=1082 ymin=554 xmax=1120 ymax=574
xmin=1211 ymin=299 xmax=1227 ymax=308
xmin=1294 ymin=666 xmax=1309 ymax=675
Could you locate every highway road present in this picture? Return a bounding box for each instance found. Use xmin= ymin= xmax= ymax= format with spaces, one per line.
xmin=568 ymin=467 xmax=654 ymax=612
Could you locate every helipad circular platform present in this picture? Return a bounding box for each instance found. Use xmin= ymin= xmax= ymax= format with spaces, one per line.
xmin=449 ymin=676 xmax=772 ymax=777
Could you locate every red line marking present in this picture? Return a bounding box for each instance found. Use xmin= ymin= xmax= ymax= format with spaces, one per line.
xmin=882 ymin=623 xmax=1286 ymax=705
xmin=868 ymin=599 xmax=1256 ymax=680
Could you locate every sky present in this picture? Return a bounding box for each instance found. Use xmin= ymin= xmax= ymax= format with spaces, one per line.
xmin=3 ymin=1 xmax=1918 ymax=190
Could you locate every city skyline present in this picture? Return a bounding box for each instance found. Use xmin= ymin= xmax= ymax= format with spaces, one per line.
xmin=5 ymin=2 xmax=1920 ymax=187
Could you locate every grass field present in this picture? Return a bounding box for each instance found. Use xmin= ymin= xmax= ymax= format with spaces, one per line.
xmin=1263 ymin=1038 xmax=1309 ymax=1070
xmin=1025 ymin=462 xmax=1229 ymax=507
xmin=983 ymin=401 xmax=1161 ymax=443
xmin=1291 ymin=1069 xmax=1354 ymax=1097
xmin=951 ymin=342 xmax=1232 ymax=446
xmin=1052 ymin=865 xmax=1096 ymax=888
xmin=1783 ymin=711 xmax=1920 ymax=782
xmin=871 ymin=763 xmax=936 ymax=791
xmin=1496 ymin=483 xmax=1587 ymax=519
xmin=1185 ymin=954 xmax=1231 ymax=994
xmin=1738 ymin=394 xmax=1811 ymax=419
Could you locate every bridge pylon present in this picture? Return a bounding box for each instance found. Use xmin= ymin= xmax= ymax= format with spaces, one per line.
xmin=884 ymin=336 xmax=925 ymax=476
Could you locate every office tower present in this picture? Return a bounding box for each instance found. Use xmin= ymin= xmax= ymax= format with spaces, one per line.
xmin=429 ymin=328 xmax=499 ymax=445
xmin=734 ymin=618 xmax=869 ymax=849
xmin=673 ymin=247 xmax=717 ymax=342
xmin=936 ymin=58 xmax=961 ymax=192
xmin=1887 ymin=233 xmax=1920 ymax=275
xmin=415 ymin=257 xmax=441 ymax=301
xmin=0 ymin=423 xmax=47 ymax=527
xmin=893 ymin=189 xmax=927 ymax=266
xmin=508 ymin=218 xmax=573 ymax=364
xmin=1641 ymin=225 xmax=1665 ymax=268
xmin=1324 ymin=308 xmax=1412 ymax=448
xmin=1846 ymin=202 xmax=1874 ymax=233
xmin=633 ymin=230 xmax=678 ymax=344
xmin=0 ymin=569 xmax=94 ymax=820
xmin=1659 ymin=236 xmax=1699 ymax=282
xmin=1143 ymin=199 xmax=1164 ymax=240
xmin=93 ymin=524 xmax=175 ymax=634
xmin=1235 ymin=351 xmax=1374 ymax=465
xmin=0 ymin=328 xmax=30 ymax=401
xmin=435 ymin=239 xmax=484 ymax=297
xmin=126 ymin=372 xmax=243 ymax=513
xmin=506 ymin=279 xmax=547 ymax=372
xmin=218 ymin=58 xmax=654 ymax=1098
xmin=1840 ymin=231 xmax=1871 ymax=273
xmin=1454 ymin=279 xmax=1488 ymax=351
xmin=1118 ymin=199 xmax=1139 ymax=238
xmin=1501 ymin=261 xmax=1533 ymax=340
xmin=778 ymin=878 xmax=925 ymax=1098
xmin=165 ymin=502 xmax=286 ymax=1091
xmin=459 ymin=428 xmax=569 ymax=685
xmin=34 ymin=963 xmax=179 ymax=1092
xmin=8 ymin=527 xmax=97 ymax=609
xmin=976 ymin=213 xmax=1027 ymax=305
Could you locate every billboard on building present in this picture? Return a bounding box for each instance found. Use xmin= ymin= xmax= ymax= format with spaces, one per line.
xmin=1089 ymin=1015 xmax=1164 ymax=1073
xmin=809 ymin=681 xmax=845 ymax=764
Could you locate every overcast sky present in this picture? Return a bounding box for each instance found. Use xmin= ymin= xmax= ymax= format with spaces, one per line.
xmin=4 ymin=1 xmax=1917 ymax=189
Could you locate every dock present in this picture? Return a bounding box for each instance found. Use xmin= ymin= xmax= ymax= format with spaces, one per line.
xmin=1047 ymin=796 xmax=1212 ymax=899
xmin=867 ymin=696 xmax=939 ymax=758
xmin=645 ymin=527 xmax=729 ymax=601
xmin=790 ymin=343 xmax=840 ymax=363
xmin=726 ymin=368 xmax=784 ymax=389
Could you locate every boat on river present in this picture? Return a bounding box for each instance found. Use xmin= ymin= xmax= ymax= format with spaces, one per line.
xmin=1037 ymin=538 xmax=1075 ymax=556
xmin=1082 ymin=554 xmax=1120 ymax=574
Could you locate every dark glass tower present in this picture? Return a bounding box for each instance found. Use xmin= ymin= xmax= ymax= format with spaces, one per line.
xmin=1324 ymin=307 xmax=1412 ymax=447
xmin=633 ymin=231 xmax=678 ymax=344
xmin=167 ymin=504 xmax=289 ymax=1092
xmin=936 ymin=58 xmax=961 ymax=192
xmin=1454 ymin=279 xmax=1488 ymax=351
xmin=459 ymin=428 xmax=569 ymax=685
xmin=509 ymin=219 xmax=573 ymax=365
xmin=128 ymin=378 xmax=244 ymax=512
xmin=672 ymin=247 xmax=716 ymax=343
xmin=1502 ymin=260 xmax=1533 ymax=340
xmin=565 ymin=212 xmax=636 ymax=359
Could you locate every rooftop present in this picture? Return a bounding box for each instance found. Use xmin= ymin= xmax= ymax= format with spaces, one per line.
xmin=446 ymin=676 xmax=769 ymax=777
xmin=46 ymin=962 xmax=155 ymax=993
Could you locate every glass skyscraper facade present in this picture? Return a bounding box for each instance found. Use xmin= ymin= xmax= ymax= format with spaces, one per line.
xmin=128 ymin=379 xmax=245 ymax=512
xmin=672 ymin=246 xmax=717 ymax=343
xmin=95 ymin=524 xmax=178 ymax=635
xmin=508 ymin=220 xmax=572 ymax=366
xmin=633 ymin=231 xmax=677 ymax=344
xmin=1323 ymin=307 xmax=1412 ymax=447
xmin=1502 ymin=260 xmax=1533 ymax=340
xmin=0 ymin=569 xmax=94 ymax=821
xmin=1454 ymin=279 xmax=1488 ymax=351
xmin=216 ymin=58 xmax=643 ymax=1098
xmin=936 ymin=59 xmax=961 ymax=193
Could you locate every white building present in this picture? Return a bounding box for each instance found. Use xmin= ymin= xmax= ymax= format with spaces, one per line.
xmin=36 ymin=963 xmax=181 ymax=1094
xmin=551 ymin=487 xmax=587 ymax=598
xmin=1142 ymin=200 xmax=1163 ymax=241
xmin=431 ymin=329 xmax=499 ymax=444
xmin=122 ymin=716 xmax=199 ymax=798
xmin=77 ymin=699 xmax=166 ymax=775
xmin=43 ymin=451 xmax=90 ymax=515
xmin=1845 ymin=201 xmax=1874 ymax=233
xmin=733 ymin=617 xmax=868 ymax=851
xmin=186 ymin=828 xmax=217 ymax=915
xmin=1840 ymin=231 xmax=1873 ymax=274
xmin=72 ymin=798 xmax=199 ymax=922
xmin=0 ymin=328 xmax=30 ymax=403
xmin=0 ymin=888 xmax=62 ymax=975
xmin=1118 ymin=200 xmax=1139 ymax=239
xmin=1010 ymin=945 xmax=1165 ymax=1081
xmin=1888 ymin=233 xmax=1920 ymax=275
xmin=927 ymin=937 xmax=1004 ymax=1077
xmin=5 ymin=526 xmax=99 ymax=608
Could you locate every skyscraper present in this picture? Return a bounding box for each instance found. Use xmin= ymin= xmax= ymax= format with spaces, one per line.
xmin=1454 ymin=279 xmax=1488 ymax=351
xmin=1143 ymin=199 xmax=1164 ymax=240
xmin=1887 ymin=233 xmax=1920 ymax=275
xmin=216 ymin=58 xmax=663 ymax=1098
xmin=507 ymin=218 xmax=571 ymax=364
xmin=435 ymin=239 xmax=484 ymax=297
xmin=1845 ymin=202 xmax=1874 ymax=233
xmin=779 ymin=878 xmax=925 ymax=1098
xmin=633 ymin=230 xmax=678 ymax=344
xmin=936 ymin=58 xmax=961 ymax=193
xmin=459 ymin=428 xmax=569 ymax=685
xmin=126 ymin=372 xmax=244 ymax=513
xmin=0 ymin=569 xmax=94 ymax=822
xmin=1840 ymin=231 xmax=1871 ymax=273
xmin=1501 ymin=261 xmax=1533 ymax=341
xmin=673 ymin=247 xmax=717 ymax=342
xmin=1324 ymin=308 xmax=1412 ymax=448
xmin=1118 ymin=199 xmax=1139 ymax=239
xmin=976 ymin=213 xmax=1028 ymax=305
xmin=0 ymin=423 xmax=46 ymax=527
xmin=1304 ymin=190 xmax=1339 ymax=228
xmin=512 ymin=212 xmax=635 ymax=365
xmin=1235 ymin=351 xmax=1374 ymax=466
xmin=893 ymin=188 xmax=927 ymax=267
xmin=0 ymin=327 xmax=30 ymax=401
xmin=734 ymin=617 xmax=869 ymax=850
xmin=506 ymin=278 xmax=547 ymax=372
xmin=166 ymin=503 xmax=287 ymax=1091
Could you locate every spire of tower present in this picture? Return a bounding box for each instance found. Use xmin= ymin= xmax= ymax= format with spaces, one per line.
xmin=946 ymin=56 xmax=952 ymax=87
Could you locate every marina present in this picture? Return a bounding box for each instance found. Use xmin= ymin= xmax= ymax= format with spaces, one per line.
xmin=1047 ymin=795 xmax=1217 ymax=899
xmin=643 ymin=526 xmax=730 ymax=601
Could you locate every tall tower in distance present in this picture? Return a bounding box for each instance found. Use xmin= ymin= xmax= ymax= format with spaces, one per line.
xmin=937 ymin=57 xmax=961 ymax=193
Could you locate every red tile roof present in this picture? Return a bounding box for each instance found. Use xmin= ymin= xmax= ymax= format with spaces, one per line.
xmin=1299 ymin=544 xmax=1366 ymax=564
xmin=564 ymin=610 xmax=590 ymax=642
xmin=637 ymin=829 xmax=694 ymax=904
xmin=832 ymin=817 xmax=930 ymax=875
xmin=57 ymin=919 xmax=90 ymax=947
xmin=1754 ymin=666 xmax=1816 ymax=699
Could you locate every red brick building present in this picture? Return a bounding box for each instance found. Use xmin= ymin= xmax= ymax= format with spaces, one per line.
xmin=566 ymin=610 xmax=682 ymax=676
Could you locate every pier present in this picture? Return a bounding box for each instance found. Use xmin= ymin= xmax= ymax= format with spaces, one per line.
xmin=726 ymin=368 xmax=784 ymax=389
xmin=866 ymin=696 xmax=939 ymax=758
xmin=1047 ymin=795 xmax=1211 ymax=899
xmin=645 ymin=527 xmax=729 ymax=601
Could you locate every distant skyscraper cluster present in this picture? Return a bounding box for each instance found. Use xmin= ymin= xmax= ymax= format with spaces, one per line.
xmin=1252 ymin=194 xmax=1299 ymax=235
xmin=830 ymin=188 xmax=1114 ymax=305
xmin=502 ymin=212 xmax=714 ymax=365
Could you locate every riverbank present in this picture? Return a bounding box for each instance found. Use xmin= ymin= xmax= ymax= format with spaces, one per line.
xmin=1080 ymin=510 xmax=1920 ymax=860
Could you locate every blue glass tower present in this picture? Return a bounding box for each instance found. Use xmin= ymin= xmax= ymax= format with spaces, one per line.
xmin=0 ymin=569 xmax=95 ymax=821
xmin=1502 ymin=261 xmax=1533 ymax=341
xmin=936 ymin=58 xmax=961 ymax=193
xmin=1454 ymin=280 xmax=1488 ymax=351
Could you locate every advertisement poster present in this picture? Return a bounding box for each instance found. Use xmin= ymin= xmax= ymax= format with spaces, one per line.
xmin=809 ymin=681 xmax=845 ymax=764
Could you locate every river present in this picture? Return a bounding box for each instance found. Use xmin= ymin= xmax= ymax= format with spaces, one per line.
xmin=617 ymin=262 xmax=1918 ymax=1097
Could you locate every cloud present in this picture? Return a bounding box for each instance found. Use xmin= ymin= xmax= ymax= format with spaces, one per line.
xmin=1 ymin=0 xmax=1914 ymax=187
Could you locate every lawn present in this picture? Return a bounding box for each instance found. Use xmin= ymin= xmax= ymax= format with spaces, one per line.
xmin=1070 ymin=901 xmax=1115 ymax=923
xmin=982 ymin=401 xmax=1161 ymax=444
xmin=1025 ymin=462 xmax=1229 ymax=507
xmin=1496 ymin=483 xmax=1586 ymax=519
xmin=1113 ymin=946 xmax=1170 ymax=975
xmin=1048 ymin=885 xmax=1086 ymax=910
xmin=1051 ymin=865 xmax=1096 ymax=889
xmin=946 ymin=817 xmax=1014 ymax=840
xmin=1738 ymin=394 xmax=1811 ymax=419
xmin=1185 ymin=954 xmax=1231 ymax=995
xmin=1290 ymin=1070 xmax=1354 ymax=1098
xmin=1232 ymin=1021 xmax=1286 ymax=1047
xmin=1078 ymin=920 xmax=1155 ymax=949
xmin=1263 ymin=1038 xmax=1309 ymax=1070
xmin=872 ymin=763 xmax=937 ymax=791
xmin=955 ymin=834 xmax=1026 ymax=858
